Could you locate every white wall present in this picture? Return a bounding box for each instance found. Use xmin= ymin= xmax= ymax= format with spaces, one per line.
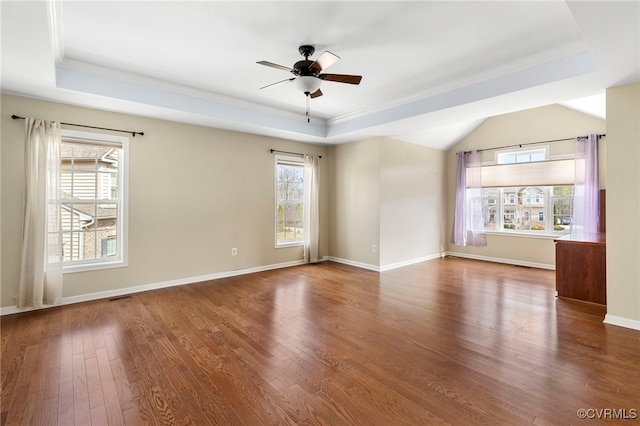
xmin=1 ymin=94 xmax=329 ymax=308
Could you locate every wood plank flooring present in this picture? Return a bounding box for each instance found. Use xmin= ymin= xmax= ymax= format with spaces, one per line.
xmin=1 ymin=257 xmax=639 ymax=425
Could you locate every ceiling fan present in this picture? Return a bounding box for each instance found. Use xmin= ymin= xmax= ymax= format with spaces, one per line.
xmin=257 ymin=45 xmax=362 ymax=102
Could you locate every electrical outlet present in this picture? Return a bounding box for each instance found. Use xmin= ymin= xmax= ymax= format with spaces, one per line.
xmin=372 ymin=245 xmax=377 ymax=253
xmin=231 ymin=248 xmax=238 ymax=256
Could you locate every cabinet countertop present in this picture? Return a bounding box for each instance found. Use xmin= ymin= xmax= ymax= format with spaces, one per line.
xmin=554 ymin=232 xmax=606 ymax=245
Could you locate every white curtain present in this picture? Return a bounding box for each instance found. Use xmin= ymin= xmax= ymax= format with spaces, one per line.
xmin=450 ymin=150 xmax=487 ymax=247
xmin=18 ymin=118 xmax=63 ymax=308
xmin=303 ymin=154 xmax=320 ymax=263
xmin=572 ymin=134 xmax=600 ymax=233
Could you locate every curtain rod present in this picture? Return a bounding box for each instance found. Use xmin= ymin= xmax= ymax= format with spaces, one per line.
xmin=11 ymin=115 xmax=144 ymax=138
xmin=270 ymin=148 xmax=321 ymax=158
xmin=470 ymin=133 xmax=606 ymax=154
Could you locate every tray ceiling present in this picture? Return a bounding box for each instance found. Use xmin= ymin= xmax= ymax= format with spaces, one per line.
xmin=2 ymin=1 xmax=637 ymax=149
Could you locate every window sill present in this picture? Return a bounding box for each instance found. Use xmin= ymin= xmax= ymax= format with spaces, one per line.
xmin=484 ymin=231 xmax=568 ymax=240
xmin=63 ymin=259 xmax=127 ymax=274
xmin=275 ymin=241 xmax=304 ymax=249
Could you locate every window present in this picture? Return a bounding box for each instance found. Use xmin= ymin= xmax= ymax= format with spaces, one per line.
xmin=497 ymin=147 xmax=547 ymax=164
xmin=60 ymin=130 xmax=128 ymax=272
xmin=101 ymin=236 xmax=117 ymax=257
xmin=481 ymin=186 xmax=572 ymax=234
xmin=275 ymin=156 xmax=304 ymax=246
xmin=505 ymin=192 xmax=516 ymax=205
xmin=477 ymin=147 xmax=574 ymax=235
xmin=552 ymin=186 xmax=574 ymax=229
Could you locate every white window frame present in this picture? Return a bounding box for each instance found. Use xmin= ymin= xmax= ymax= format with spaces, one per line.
xmin=61 ymin=129 xmax=129 ymax=273
xmin=496 ymin=146 xmax=548 ymax=164
xmin=484 ymin=186 xmax=573 ymax=237
xmin=274 ymin=155 xmax=305 ymax=248
xmin=479 ymin=146 xmax=575 ymax=237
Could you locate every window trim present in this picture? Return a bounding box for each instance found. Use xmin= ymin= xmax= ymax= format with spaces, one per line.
xmin=61 ymin=129 xmax=129 ymax=274
xmin=483 ymin=230 xmax=560 ymax=240
xmin=274 ymin=154 xmax=304 ymax=248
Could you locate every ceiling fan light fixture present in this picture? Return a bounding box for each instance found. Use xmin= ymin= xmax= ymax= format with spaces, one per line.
xmin=295 ymin=76 xmax=321 ymax=94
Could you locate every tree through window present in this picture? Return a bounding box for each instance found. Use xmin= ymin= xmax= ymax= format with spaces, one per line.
xmin=275 ymin=156 xmax=304 ymax=246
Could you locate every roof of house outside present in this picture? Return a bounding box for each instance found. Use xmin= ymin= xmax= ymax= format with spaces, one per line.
xmin=61 ymin=143 xmax=118 ymax=163
xmin=61 ymin=191 xmax=116 ymax=220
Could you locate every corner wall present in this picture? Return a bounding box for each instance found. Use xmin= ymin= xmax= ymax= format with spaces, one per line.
xmin=328 ymin=138 xmax=381 ymax=268
xmin=328 ymin=137 xmax=446 ymax=270
xmin=605 ymin=82 xmax=640 ymax=329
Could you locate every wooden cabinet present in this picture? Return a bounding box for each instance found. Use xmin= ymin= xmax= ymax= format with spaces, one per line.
xmin=554 ymin=233 xmax=606 ymax=305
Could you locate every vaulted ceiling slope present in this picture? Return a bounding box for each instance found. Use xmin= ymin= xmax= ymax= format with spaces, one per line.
xmin=1 ymin=1 xmax=638 ymax=150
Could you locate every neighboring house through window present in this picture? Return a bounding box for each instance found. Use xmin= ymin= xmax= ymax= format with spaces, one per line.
xmin=60 ymin=129 xmax=128 ymax=272
xmin=275 ymin=155 xmax=304 ymax=246
xmin=477 ymin=147 xmax=574 ymax=235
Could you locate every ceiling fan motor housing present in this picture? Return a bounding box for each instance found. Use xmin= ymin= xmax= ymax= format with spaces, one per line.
xmin=257 ymin=44 xmax=361 ymax=99
xmin=293 ymin=60 xmax=316 ymax=76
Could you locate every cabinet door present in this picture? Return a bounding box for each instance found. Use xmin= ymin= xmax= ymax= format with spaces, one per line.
xmin=556 ymin=242 xmax=606 ymax=305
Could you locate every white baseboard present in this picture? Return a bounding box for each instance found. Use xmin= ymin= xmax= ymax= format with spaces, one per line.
xmin=0 ymin=259 xmax=312 ymax=316
xmin=7 ymin=255 xmax=638 ymax=333
xmin=1 ymin=253 xmax=553 ymax=316
xmin=326 ymin=256 xmax=381 ymax=272
xmin=445 ymin=251 xmax=555 ymax=270
xmin=603 ymin=314 xmax=640 ymax=331
xmin=380 ymin=253 xmax=443 ymax=272
xmin=327 ymin=253 xmax=444 ymax=272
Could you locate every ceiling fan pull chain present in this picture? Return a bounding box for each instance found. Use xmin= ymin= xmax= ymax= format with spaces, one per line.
xmin=306 ymin=94 xmax=310 ymax=123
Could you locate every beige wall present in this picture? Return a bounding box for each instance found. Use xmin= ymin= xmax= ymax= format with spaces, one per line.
xmin=379 ymin=138 xmax=446 ymax=267
xmin=328 ymin=138 xmax=381 ymax=267
xmin=328 ymin=137 xmax=446 ymax=269
xmin=446 ymin=104 xmax=606 ymax=268
xmin=1 ymin=94 xmax=328 ymax=307
xmin=5 ymin=90 xmax=638 ymax=329
xmin=605 ymin=82 xmax=640 ymax=327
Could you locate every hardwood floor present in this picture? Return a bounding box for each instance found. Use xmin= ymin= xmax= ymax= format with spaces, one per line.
xmin=1 ymin=257 xmax=639 ymax=425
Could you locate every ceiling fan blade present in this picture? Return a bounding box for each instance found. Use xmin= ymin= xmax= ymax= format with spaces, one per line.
xmin=318 ymin=74 xmax=362 ymax=85
xmin=309 ymin=89 xmax=323 ymax=99
xmin=309 ymin=51 xmax=340 ymax=73
xmin=257 ymin=61 xmax=293 ymax=72
xmin=260 ymin=77 xmax=295 ymax=90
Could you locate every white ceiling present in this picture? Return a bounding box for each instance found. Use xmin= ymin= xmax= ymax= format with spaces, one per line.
xmin=2 ymin=1 xmax=638 ymax=150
